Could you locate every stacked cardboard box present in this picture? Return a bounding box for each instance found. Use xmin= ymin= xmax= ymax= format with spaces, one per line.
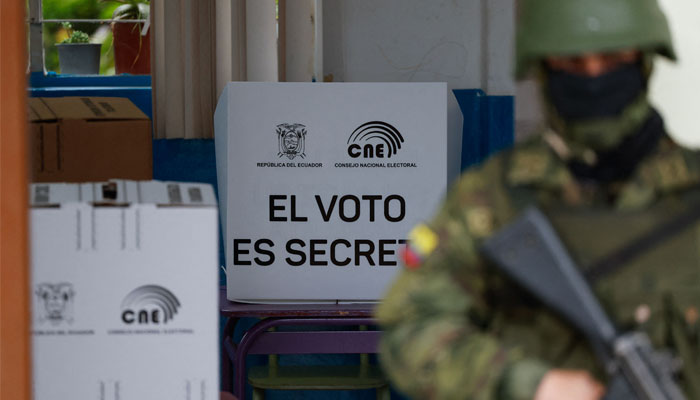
xmin=28 ymin=97 xmax=152 ymax=182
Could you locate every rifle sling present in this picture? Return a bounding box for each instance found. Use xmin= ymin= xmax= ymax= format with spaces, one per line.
xmin=585 ymin=205 xmax=700 ymax=284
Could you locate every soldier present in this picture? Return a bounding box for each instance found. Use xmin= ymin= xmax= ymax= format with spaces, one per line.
xmin=376 ymin=0 xmax=700 ymax=399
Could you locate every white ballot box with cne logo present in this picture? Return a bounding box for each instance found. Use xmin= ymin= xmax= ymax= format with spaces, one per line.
xmin=215 ymin=82 xmax=447 ymax=302
xmin=30 ymin=180 xmax=219 ymax=400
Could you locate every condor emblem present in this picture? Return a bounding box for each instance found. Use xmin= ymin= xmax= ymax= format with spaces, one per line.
xmin=276 ymin=123 xmax=307 ymax=160
xmin=35 ymin=283 xmax=75 ymax=326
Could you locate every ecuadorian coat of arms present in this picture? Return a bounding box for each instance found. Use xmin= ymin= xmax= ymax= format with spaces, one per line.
xmin=277 ymin=123 xmax=307 ymax=160
xmin=35 ymin=283 xmax=75 ymax=326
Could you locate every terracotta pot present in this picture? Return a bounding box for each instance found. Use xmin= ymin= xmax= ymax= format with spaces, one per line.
xmin=112 ymin=22 xmax=151 ymax=75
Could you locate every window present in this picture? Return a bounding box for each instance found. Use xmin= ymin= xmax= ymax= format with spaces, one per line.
xmin=27 ymin=0 xmax=153 ymax=120
xmin=28 ymin=0 xmax=149 ymax=76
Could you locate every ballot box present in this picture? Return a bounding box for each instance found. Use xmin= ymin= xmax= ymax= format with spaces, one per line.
xmin=30 ymin=180 xmax=218 ymax=400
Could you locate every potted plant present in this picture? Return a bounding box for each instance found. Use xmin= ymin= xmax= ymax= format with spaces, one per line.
xmin=108 ymin=0 xmax=151 ymax=75
xmin=56 ymin=23 xmax=102 ymax=75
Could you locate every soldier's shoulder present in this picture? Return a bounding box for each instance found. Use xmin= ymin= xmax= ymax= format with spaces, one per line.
xmin=438 ymin=137 xmax=554 ymax=237
xmin=453 ymin=135 xmax=553 ymax=193
xmin=638 ymin=136 xmax=700 ymax=192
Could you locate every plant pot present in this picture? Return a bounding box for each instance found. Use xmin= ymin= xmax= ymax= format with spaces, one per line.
xmin=112 ymin=22 xmax=151 ymax=75
xmin=56 ymin=43 xmax=102 ymax=75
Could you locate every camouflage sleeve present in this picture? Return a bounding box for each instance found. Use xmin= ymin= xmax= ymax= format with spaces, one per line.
xmin=376 ymin=158 xmax=551 ymax=400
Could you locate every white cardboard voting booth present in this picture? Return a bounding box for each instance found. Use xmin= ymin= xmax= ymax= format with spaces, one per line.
xmin=30 ymin=180 xmax=218 ymax=400
xmin=215 ymin=82 xmax=447 ymax=302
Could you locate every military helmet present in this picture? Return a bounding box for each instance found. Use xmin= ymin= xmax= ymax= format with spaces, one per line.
xmin=516 ymin=0 xmax=676 ymax=78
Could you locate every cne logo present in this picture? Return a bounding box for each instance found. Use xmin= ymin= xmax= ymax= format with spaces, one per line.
xmin=121 ymin=285 xmax=180 ymax=325
xmin=347 ymin=121 xmax=405 ymax=159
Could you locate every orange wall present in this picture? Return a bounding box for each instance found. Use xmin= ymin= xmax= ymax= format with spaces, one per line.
xmin=0 ymin=0 xmax=31 ymax=399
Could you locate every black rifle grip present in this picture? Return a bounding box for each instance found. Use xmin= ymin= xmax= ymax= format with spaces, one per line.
xmin=603 ymin=374 xmax=637 ymax=400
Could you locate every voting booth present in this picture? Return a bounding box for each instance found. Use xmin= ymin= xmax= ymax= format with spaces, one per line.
xmin=215 ymin=82 xmax=447 ymax=302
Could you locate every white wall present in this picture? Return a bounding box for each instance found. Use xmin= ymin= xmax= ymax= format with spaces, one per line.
xmin=322 ymin=0 xmax=516 ymax=182
xmin=650 ymin=0 xmax=700 ymax=148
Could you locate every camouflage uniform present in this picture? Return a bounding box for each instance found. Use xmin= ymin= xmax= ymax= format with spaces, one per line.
xmin=376 ymin=0 xmax=700 ymax=399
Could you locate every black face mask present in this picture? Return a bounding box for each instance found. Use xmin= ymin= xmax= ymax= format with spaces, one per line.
xmin=546 ymin=63 xmax=646 ymax=121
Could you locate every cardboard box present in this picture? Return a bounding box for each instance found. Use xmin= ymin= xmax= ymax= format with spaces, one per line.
xmin=215 ymin=82 xmax=447 ymax=302
xmin=29 ymin=97 xmax=153 ymax=182
xmin=30 ymin=180 xmax=218 ymax=400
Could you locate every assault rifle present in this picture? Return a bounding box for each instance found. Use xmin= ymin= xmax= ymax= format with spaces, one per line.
xmin=482 ymin=207 xmax=686 ymax=400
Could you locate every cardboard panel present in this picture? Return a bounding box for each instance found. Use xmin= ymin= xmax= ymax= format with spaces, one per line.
xmin=28 ymin=98 xmax=57 ymax=122
xmin=30 ymin=97 xmax=153 ymax=183
xmin=40 ymin=97 xmax=149 ymax=121
xmin=30 ymin=123 xmax=63 ymax=180
xmin=41 ymin=123 xmax=61 ymax=174
xmin=56 ymin=119 xmax=152 ymax=182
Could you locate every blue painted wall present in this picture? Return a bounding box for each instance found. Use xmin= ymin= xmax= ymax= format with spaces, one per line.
xmin=28 ymin=72 xmax=153 ymax=119
xmin=453 ymin=89 xmax=514 ymax=171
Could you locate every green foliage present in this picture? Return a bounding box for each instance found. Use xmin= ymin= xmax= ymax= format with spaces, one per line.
xmin=104 ymin=0 xmax=150 ymax=20
xmin=60 ymin=22 xmax=90 ymax=44
xmin=62 ymin=30 xmax=91 ymax=44
xmin=98 ymin=30 xmax=115 ymax=75
xmin=43 ymin=0 xmax=117 ymax=22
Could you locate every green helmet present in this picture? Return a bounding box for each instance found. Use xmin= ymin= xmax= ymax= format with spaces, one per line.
xmin=516 ymin=0 xmax=676 ymax=79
